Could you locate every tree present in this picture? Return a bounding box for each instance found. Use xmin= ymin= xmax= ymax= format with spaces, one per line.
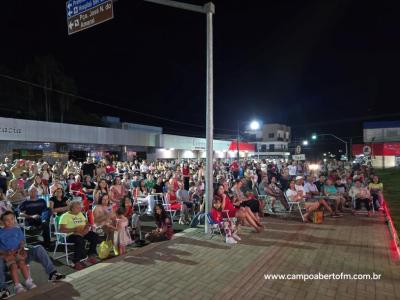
xmin=24 ymin=55 xmax=77 ymax=122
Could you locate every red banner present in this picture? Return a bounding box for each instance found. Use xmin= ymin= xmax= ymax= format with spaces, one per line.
xmin=352 ymin=143 xmax=400 ymax=156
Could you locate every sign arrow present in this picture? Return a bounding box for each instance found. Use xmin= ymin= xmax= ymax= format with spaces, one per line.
xmin=68 ymin=21 xmax=74 ymax=30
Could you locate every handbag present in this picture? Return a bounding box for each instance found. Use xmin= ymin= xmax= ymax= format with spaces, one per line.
xmin=97 ymin=238 xmax=113 ymax=259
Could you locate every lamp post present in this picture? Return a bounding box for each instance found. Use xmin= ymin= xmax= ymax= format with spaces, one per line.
xmin=144 ymin=0 xmax=215 ymax=234
xmin=312 ymin=133 xmax=348 ymax=160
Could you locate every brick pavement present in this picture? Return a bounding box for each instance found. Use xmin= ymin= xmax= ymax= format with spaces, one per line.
xmin=14 ymin=212 xmax=400 ymax=300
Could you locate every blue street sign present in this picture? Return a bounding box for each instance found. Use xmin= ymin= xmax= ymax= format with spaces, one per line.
xmin=66 ymin=0 xmax=109 ymax=18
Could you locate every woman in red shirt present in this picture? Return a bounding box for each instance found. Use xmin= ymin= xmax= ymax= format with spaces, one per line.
xmin=166 ymin=186 xmax=181 ymax=211
xmin=216 ymin=183 xmax=263 ymax=233
xmin=169 ymin=173 xmax=179 ymax=192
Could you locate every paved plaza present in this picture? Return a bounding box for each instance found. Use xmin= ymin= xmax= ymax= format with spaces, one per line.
xmin=14 ymin=213 xmax=400 ymax=300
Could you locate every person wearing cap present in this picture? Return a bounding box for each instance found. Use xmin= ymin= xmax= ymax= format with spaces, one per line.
xmin=294 ymin=176 xmax=305 ymax=196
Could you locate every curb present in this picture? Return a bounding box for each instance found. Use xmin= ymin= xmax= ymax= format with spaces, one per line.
xmin=383 ymin=200 xmax=400 ymax=262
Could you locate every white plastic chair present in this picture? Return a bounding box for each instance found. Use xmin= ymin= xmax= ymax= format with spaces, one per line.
xmin=52 ymin=219 xmax=74 ymax=266
xmin=283 ymin=193 xmax=305 ymax=222
xmin=134 ymin=197 xmax=148 ymax=215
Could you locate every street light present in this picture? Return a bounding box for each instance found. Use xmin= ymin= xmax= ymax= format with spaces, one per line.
xmin=237 ymin=120 xmax=261 ymax=162
xmin=302 ymin=140 xmax=309 ymax=146
xmin=311 ymin=133 xmax=348 ymax=160
xmin=249 ymin=120 xmax=261 ymax=130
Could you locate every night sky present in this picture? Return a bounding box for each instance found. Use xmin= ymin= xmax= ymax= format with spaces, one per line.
xmin=1 ymin=0 xmax=400 ymax=145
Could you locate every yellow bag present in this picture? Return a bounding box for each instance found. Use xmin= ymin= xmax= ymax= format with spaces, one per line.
xmin=97 ymin=240 xmax=112 ymax=259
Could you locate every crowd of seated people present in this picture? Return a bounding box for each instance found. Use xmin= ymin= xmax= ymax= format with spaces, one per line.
xmin=0 ymin=155 xmax=386 ymax=296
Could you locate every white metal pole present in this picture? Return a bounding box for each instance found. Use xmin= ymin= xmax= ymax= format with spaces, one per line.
xmin=204 ymin=2 xmax=214 ymax=234
xmin=143 ymin=0 xmax=214 ymax=234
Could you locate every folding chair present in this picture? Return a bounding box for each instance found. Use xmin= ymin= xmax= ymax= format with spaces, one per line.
xmin=52 ymin=217 xmax=74 ymax=266
xmin=134 ymin=197 xmax=148 ymax=215
xmin=283 ymin=193 xmax=305 ymax=222
xmin=150 ymin=193 xmax=164 ymax=205
xmin=206 ymin=213 xmax=223 ymax=239
xmin=161 ymin=195 xmax=178 ymax=223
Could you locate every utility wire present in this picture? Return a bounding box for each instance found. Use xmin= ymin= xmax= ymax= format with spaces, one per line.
xmin=0 ymin=73 xmax=238 ymax=133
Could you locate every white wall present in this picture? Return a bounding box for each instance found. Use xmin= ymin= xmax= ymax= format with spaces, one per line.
xmin=161 ymin=134 xmax=231 ymax=151
xmin=371 ymin=156 xmax=396 ymax=168
xmin=364 ymin=128 xmax=400 ymax=143
xmin=0 ymin=117 xmax=157 ymax=147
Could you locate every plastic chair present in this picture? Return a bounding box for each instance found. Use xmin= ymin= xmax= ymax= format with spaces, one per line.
xmin=283 ymin=193 xmax=305 ymax=222
xmin=52 ymin=217 xmax=74 ymax=266
xmin=161 ymin=195 xmax=178 ymax=223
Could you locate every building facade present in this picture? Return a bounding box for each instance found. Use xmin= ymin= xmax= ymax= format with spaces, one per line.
xmin=352 ymin=121 xmax=400 ymax=168
xmin=0 ymin=117 xmax=237 ymax=162
xmin=249 ymin=123 xmax=291 ymax=159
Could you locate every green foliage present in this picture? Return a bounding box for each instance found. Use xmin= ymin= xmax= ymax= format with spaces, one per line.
xmin=376 ymin=168 xmax=400 ymax=235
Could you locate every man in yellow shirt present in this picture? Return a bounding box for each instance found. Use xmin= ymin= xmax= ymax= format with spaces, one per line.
xmin=59 ymin=201 xmax=99 ymax=270
xmin=368 ymin=175 xmax=383 ymax=211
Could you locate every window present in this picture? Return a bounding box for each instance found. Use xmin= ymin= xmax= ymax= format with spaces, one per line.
xmin=386 ymin=129 xmax=398 ymax=137
xmin=268 ymin=133 xmax=274 ymax=138
xmin=269 ymin=144 xmax=275 ymax=151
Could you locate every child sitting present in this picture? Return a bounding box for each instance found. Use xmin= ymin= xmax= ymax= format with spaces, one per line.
xmin=113 ymin=208 xmax=132 ymax=255
xmin=0 ymin=211 xmax=37 ymax=294
xmin=210 ymin=197 xmax=240 ymax=244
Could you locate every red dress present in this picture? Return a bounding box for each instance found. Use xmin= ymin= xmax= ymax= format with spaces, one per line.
xmin=167 ymin=192 xmax=181 ymax=210
xmin=223 ymin=195 xmax=238 ymax=218
xmin=210 ymin=208 xmax=223 ymax=223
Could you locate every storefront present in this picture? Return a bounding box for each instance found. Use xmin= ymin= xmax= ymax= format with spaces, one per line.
xmin=0 ymin=117 xmax=158 ymax=163
xmin=148 ymin=134 xmax=232 ymax=160
xmin=352 ymin=143 xmax=400 ymax=168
